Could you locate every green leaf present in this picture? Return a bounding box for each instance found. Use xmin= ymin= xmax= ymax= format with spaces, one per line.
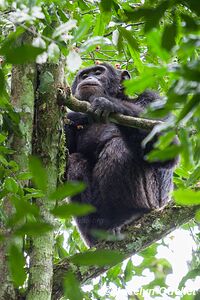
xmin=179 ymin=268 xmax=200 ymax=289
xmin=77 ymin=0 xmax=89 ymax=11
xmin=100 ymin=0 xmax=112 ymax=12
xmin=63 ymin=271 xmax=83 ymax=300
xmin=118 ymin=27 xmax=138 ymax=51
xmin=11 ymin=195 xmax=39 ymax=217
xmin=124 ymin=259 xmax=134 ymax=282
xmin=161 ymin=23 xmax=177 ymax=51
xmin=146 ymin=145 xmax=181 ymax=162
xmin=177 ymin=95 xmax=200 ymax=123
xmin=73 ymin=15 xmax=93 ymax=42
xmin=155 ymin=131 xmax=176 ymax=150
xmin=29 ymin=156 xmax=48 ymax=192
xmin=49 ymin=182 xmax=86 ymax=200
xmin=51 ymin=203 xmax=95 ymax=218
xmin=124 ymin=66 xmax=167 ymax=94
xmin=147 ymin=29 xmax=170 ymax=62
xmin=0 ymin=69 xmax=6 ymax=96
xmin=181 ymin=13 xmax=199 ymax=31
xmin=93 ymin=14 xmax=106 ymax=37
xmin=8 ymin=244 xmax=26 ymax=287
xmin=57 ymin=8 xmax=68 ymax=22
xmin=0 ymin=133 xmax=7 ymax=143
xmin=195 ymin=210 xmax=200 ymax=221
xmin=179 ymin=128 xmax=193 ymax=169
xmin=4 ymin=177 xmax=18 ymax=193
xmin=70 ymin=249 xmax=125 ymax=266
xmin=173 ymin=189 xmax=200 ymax=206
xmin=0 ymin=45 xmax=45 ymax=64
xmin=0 ymin=155 xmax=8 ymax=165
xmin=15 ymin=221 xmax=53 ymax=236
xmin=17 ymin=172 xmax=32 ymax=180
xmin=144 ymin=0 xmax=170 ymax=32
xmin=81 ymin=36 xmax=111 ymax=52
xmin=182 ymin=0 xmax=200 ymax=16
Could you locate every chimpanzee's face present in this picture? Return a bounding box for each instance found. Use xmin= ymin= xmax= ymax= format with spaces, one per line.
xmin=71 ymin=63 xmax=131 ymax=101
xmin=72 ymin=65 xmax=109 ymax=100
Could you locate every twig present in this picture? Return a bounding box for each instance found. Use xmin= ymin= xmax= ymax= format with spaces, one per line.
xmin=104 ymin=22 xmax=145 ymax=37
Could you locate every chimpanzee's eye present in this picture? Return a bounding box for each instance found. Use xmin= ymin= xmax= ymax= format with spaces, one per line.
xmin=82 ymin=73 xmax=88 ymax=79
xmin=95 ymin=70 xmax=102 ymax=76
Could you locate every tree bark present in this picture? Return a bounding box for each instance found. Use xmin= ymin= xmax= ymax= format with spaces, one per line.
xmin=52 ymin=204 xmax=199 ymax=300
xmin=26 ymin=62 xmax=65 ymax=300
xmin=0 ymin=62 xmax=36 ymax=300
xmin=65 ymin=93 xmax=163 ymax=130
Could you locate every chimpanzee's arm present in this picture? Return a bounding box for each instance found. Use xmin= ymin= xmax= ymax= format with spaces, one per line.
xmin=65 ymin=112 xmax=89 ymax=154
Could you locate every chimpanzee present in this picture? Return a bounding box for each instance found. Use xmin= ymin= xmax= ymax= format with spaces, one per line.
xmin=65 ymin=63 xmax=178 ymax=246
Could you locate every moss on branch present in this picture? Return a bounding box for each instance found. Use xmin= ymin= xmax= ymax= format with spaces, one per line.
xmin=52 ymin=204 xmax=198 ymax=300
xmin=57 ymin=87 xmax=163 ymax=131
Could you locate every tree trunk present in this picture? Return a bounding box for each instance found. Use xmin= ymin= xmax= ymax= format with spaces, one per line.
xmin=26 ymin=62 xmax=65 ymax=300
xmin=0 ymin=62 xmax=36 ymax=300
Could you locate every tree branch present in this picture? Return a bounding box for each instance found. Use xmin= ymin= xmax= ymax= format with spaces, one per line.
xmin=52 ymin=203 xmax=199 ymax=299
xmin=62 ymin=93 xmax=163 ymax=131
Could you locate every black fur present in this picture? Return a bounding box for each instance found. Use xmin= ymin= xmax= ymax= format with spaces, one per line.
xmin=65 ymin=63 xmax=178 ymax=246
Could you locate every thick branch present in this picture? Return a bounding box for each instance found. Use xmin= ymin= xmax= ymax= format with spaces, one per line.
xmin=66 ymin=94 xmax=162 ymax=131
xmin=52 ymin=204 xmax=199 ymax=299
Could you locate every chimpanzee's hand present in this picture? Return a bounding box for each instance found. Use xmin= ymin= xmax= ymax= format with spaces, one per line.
xmin=89 ymin=97 xmax=117 ymax=122
xmin=66 ymin=112 xmax=89 ymax=127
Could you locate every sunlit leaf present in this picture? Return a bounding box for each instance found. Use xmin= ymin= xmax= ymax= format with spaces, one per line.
xmin=124 ymin=66 xmax=167 ymax=94
xmin=195 ymin=210 xmax=200 ymax=222
xmin=51 ymin=203 xmax=95 ymax=218
xmin=155 ymin=131 xmax=176 ymax=150
xmin=124 ymin=259 xmax=134 ymax=282
xmin=177 ymin=95 xmax=200 ymax=123
xmin=52 ymin=20 xmax=77 ymax=38
xmin=173 ymin=189 xmax=200 ymax=206
xmin=179 ymin=128 xmax=193 ymax=169
xmin=0 ymin=45 xmax=45 ymax=64
xmin=14 ymin=221 xmax=53 ymax=236
xmin=146 ymin=145 xmax=181 ymax=162
xmin=147 ymin=29 xmax=170 ymax=62
xmin=29 ymin=156 xmax=48 ymax=192
xmin=93 ymin=14 xmax=106 ymax=37
xmin=70 ymin=249 xmax=125 ymax=266
xmin=4 ymin=177 xmax=18 ymax=193
xmin=49 ymin=182 xmax=86 ymax=200
xmin=80 ymin=36 xmax=112 ymax=52
xmin=17 ymin=172 xmax=32 ymax=181
xmin=73 ymin=15 xmax=93 ymax=42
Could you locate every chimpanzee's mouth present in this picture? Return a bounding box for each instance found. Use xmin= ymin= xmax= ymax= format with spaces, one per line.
xmin=80 ymin=83 xmax=100 ymax=88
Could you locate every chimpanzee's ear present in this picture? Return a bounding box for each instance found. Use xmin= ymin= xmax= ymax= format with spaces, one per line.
xmin=120 ymin=70 xmax=131 ymax=81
